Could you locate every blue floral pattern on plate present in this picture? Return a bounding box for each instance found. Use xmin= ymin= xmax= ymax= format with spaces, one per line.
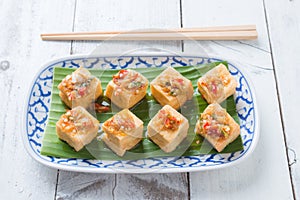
xmin=25 ymin=55 xmax=257 ymax=172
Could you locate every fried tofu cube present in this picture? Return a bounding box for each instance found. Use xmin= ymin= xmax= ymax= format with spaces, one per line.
xmin=195 ymin=103 xmax=240 ymax=152
xmin=150 ymin=67 xmax=194 ymax=110
xmin=58 ymin=67 xmax=102 ymax=108
xmin=105 ymin=69 xmax=148 ymax=109
xmin=147 ymin=105 xmax=189 ymax=153
xmin=56 ymin=106 xmax=100 ymax=151
xmin=102 ymin=109 xmax=143 ymax=156
xmin=197 ymin=64 xmax=237 ymax=104
xmin=102 ymin=134 xmax=142 ymax=157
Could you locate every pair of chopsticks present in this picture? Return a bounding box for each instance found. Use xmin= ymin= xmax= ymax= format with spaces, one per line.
xmin=41 ymin=25 xmax=257 ymax=41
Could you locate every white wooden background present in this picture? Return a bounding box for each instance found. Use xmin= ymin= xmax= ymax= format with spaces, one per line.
xmin=0 ymin=0 xmax=298 ymax=199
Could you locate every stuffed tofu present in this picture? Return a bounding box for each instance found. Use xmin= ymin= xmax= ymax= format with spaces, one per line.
xmin=56 ymin=106 xmax=100 ymax=151
xmin=197 ymin=64 xmax=237 ymax=104
xmin=147 ymin=105 xmax=189 ymax=153
xmin=105 ymin=69 xmax=148 ymax=109
xmin=58 ymin=67 xmax=102 ymax=108
xmin=196 ymin=103 xmax=240 ymax=152
xmin=150 ymin=67 xmax=194 ymax=110
xmin=102 ymin=109 xmax=143 ymax=156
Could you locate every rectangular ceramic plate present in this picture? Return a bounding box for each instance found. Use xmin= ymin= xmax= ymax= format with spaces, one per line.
xmin=23 ymin=53 xmax=259 ymax=173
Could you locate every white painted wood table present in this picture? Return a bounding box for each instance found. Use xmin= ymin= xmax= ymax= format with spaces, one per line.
xmin=0 ymin=0 xmax=298 ymax=199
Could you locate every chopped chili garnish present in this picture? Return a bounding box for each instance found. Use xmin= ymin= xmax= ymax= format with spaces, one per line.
xmin=201 ymin=81 xmax=207 ymax=87
xmin=203 ymin=121 xmax=210 ymax=130
xmin=132 ymin=73 xmax=139 ymax=80
xmin=175 ymin=78 xmax=184 ymax=85
xmin=211 ymin=81 xmax=218 ymax=94
xmin=201 ymin=113 xmax=230 ymax=139
xmin=164 ymin=114 xmax=181 ymax=130
xmin=68 ymin=92 xmax=76 ymax=101
xmin=78 ymin=87 xmax=86 ymax=96
xmin=113 ymin=69 xmax=129 ymax=83
xmin=119 ymin=69 xmax=128 ymax=76
xmin=158 ymin=110 xmax=181 ymax=131
xmin=82 ymin=121 xmax=94 ymax=128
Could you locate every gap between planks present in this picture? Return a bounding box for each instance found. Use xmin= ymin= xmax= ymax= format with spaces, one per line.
xmin=69 ymin=0 xmax=78 ymax=55
xmin=179 ymin=0 xmax=191 ymax=199
xmin=179 ymin=0 xmax=184 ymax=52
xmin=262 ymin=0 xmax=296 ymax=199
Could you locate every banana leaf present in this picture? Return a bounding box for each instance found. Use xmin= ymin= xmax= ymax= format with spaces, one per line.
xmin=41 ymin=62 xmax=243 ymax=160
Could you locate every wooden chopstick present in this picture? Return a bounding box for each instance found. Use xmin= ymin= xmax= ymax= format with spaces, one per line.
xmin=41 ymin=25 xmax=256 ymax=36
xmin=41 ymin=25 xmax=257 ymax=41
xmin=41 ymin=31 xmax=258 ymax=41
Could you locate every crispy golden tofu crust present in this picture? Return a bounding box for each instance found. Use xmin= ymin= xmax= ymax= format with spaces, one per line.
xmin=150 ymin=67 xmax=193 ymax=110
xmin=147 ymin=105 xmax=189 ymax=153
xmin=101 ymin=109 xmax=143 ymax=156
xmin=56 ymin=106 xmax=99 ymax=151
xmin=105 ymin=69 xmax=149 ymax=109
xmin=197 ymin=64 xmax=237 ymax=104
xmin=195 ymin=103 xmax=240 ymax=152
xmin=58 ymin=67 xmax=102 ymax=108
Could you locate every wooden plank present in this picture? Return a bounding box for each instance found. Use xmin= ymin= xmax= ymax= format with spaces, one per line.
xmin=0 ymin=0 xmax=75 ymax=199
xmin=56 ymin=173 xmax=188 ymax=200
xmin=56 ymin=1 xmax=188 ymax=200
xmin=182 ymin=0 xmax=294 ymax=199
xmin=71 ymin=0 xmax=182 ymax=55
xmin=264 ymin=0 xmax=299 ymax=198
xmin=114 ymin=174 xmax=188 ymax=200
xmin=56 ymin=173 xmax=115 ymax=199
xmin=182 ymin=0 xmax=271 ymax=68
